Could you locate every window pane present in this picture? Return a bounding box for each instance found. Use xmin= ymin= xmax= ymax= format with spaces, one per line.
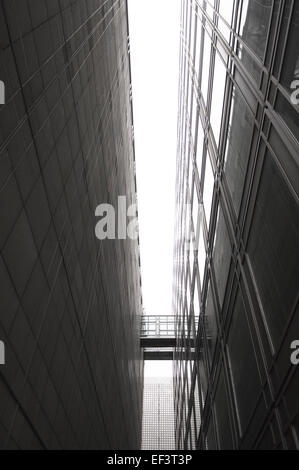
xmin=215 ymin=370 xmax=234 ymax=449
xmin=248 ymin=152 xmax=299 ymax=351
xmin=240 ymin=0 xmax=272 ymax=60
xmin=219 ymin=0 xmax=234 ymax=26
xmin=238 ymin=0 xmax=273 ymax=82
xmin=275 ymin=92 xmax=299 ymax=144
xmin=276 ymin=4 xmax=299 ymax=143
xmin=227 ymin=290 xmax=261 ymax=434
xmin=197 ymin=221 xmax=206 ymax=286
xmin=210 ymin=52 xmax=227 ymax=146
xmin=201 ymin=31 xmax=211 ymax=104
xmin=280 ymin=3 xmax=299 ymax=90
xmin=204 ymin=283 xmax=218 ymax=364
xmin=195 ymin=119 xmax=204 ymax=172
xmin=224 ymin=84 xmax=255 ymax=215
xmin=203 ymin=153 xmax=214 ymax=228
xmin=213 ymin=205 xmax=231 ymax=308
xmin=194 ymin=202 xmax=205 ymax=286
xmin=194 ymin=8 xmax=203 ymax=80
xmin=218 ymin=0 xmax=234 ymax=41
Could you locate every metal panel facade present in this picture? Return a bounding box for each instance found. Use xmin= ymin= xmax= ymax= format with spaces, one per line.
xmin=0 ymin=0 xmax=143 ymax=449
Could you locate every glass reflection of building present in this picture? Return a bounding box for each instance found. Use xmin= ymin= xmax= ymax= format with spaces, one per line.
xmin=173 ymin=0 xmax=299 ymax=450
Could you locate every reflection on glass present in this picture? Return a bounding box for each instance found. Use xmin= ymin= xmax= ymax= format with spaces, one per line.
xmin=189 ymin=229 xmax=194 ymax=271
xmin=280 ymin=4 xmax=299 ymax=88
xmin=210 ymin=52 xmax=227 ymax=146
xmin=195 ymin=122 xmax=204 ymax=172
xmin=191 ymin=107 xmax=197 ymax=150
xmin=276 ymin=5 xmax=299 ymax=142
xmin=203 ymin=153 xmax=214 ymax=228
xmin=194 ymin=201 xmax=203 ymax=254
xmin=188 ymin=151 xmax=193 ymax=190
xmin=219 ymin=0 xmax=234 ymax=25
xmin=218 ymin=0 xmax=234 ymax=42
xmin=194 ymin=376 xmax=201 ymax=432
xmin=190 ymin=410 xmax=196 ymax=449
xmin=186 ymin=274 xmax=191 ymax=315
xmin=198 ymin=358 xmax=208 ymax=406
xmin=197 ymin=220 xmax=205 ymax=286
xmin=238 ymin=0 xmax=273 ymax=82
xmin=275 ymin=93 xmax=299 ymax=144
xmin=248 ymin=153 xmax=299 ymax=352
xmin=213 ymin=206 xmax=231 ymax=308
xmin=240 ymin=0 xmax=272 ymax=59
xmin=194 ymin=9 xmax=203 ymax=80
xmin=206 ymin=1 xmax=214 ymax=22
xmin=192 ymin=185 xmax=199 ymax=235
xmin=201 ymin=32 xmax=211 ymax=104
xmin=224 ymin=84 xmax=255 ymax=215
xmin=204 ymin=283 xmax=218 ymax=363
xmin=193 ymin=272 xmax=200 ymax=318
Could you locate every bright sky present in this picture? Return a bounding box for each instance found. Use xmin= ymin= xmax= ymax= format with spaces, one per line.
xmin=144 ymin=361 xmax=173 ymax=379
xmin=128 ymin=0 xmax=181 ymax=317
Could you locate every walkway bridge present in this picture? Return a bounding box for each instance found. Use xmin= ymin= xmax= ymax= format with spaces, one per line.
xmin=140 ymin=316 xmax=176 ymax=360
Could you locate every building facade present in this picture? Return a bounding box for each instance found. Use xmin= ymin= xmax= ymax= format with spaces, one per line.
xmin=173 ymin=0 xmax=299 ymax=450
xmin=0 ymin=0 xmax=143 ymax=449
xmin=142 ymin=377 xmax=175 ymax=450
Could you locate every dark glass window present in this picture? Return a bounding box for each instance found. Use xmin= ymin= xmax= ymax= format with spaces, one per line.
xmin=227 ymin=290 xmax=261 ymax=435
xmin=238 ymin=0 xmax=273 ymax=82
xmin=213 ymin=205 xmax=231 ymax=308
xmin=206 ymin=418 xmax=217 ymax=450
xmin=240 ymin=0 xmax=272 ymax=60
xmin=224 ymin=84 xmax=255 ymax=215
xmin=203 ymin=153 xmax=214 ymax=228
xmin=276 ymin=4 xmax=299 ymax=143
xmin=248 ymin=152 xmax=299 ymax=351
xmin=215 ymin=370 xmax=234 ymax=449
xmin=280 ymin=3 xmax=299 ymax=90
xmin=204 ymin=283 xmax=218 ymax=364
xmin=198 ymin=355 xmax=208 ymax=407
xmin=275 ymin=92 xmax=299 ymax=143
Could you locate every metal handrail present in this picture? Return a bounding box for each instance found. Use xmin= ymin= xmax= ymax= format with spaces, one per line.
xmin=141 ymin=316 xmax=176 ymax=338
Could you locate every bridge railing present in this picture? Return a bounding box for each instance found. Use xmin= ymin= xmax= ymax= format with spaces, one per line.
xmin=141 ymin=316 xmax=176 ymax=338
